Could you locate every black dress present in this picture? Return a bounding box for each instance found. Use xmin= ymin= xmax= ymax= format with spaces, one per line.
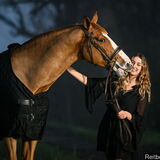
xmin=85 ymin=77 xmax=148 ymax=160
xmin=0 ymin=50 xmax=49 ymax=140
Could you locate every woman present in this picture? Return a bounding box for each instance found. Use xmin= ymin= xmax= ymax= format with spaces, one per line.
xmin=67 ymin=53 xmax=151 ymax=160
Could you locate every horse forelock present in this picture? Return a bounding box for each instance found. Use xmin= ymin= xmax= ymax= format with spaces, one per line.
xmin=91 ymin=23 xmax=108 ymax=34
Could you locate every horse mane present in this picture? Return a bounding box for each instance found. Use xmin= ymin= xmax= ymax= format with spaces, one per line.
xmin=91 ymin=23 xmax=108 ymax=34
xmin=8 ymin=43 xmax=21 ymax=52
xmin=11 ymin=24 xmax=82 ymax=53
xmin=23 ymin=24 xmax=82 ymax=44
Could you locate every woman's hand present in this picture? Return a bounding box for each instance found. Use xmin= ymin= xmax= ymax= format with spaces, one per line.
xmin=117 ymin=110 xmax=132 ymax=120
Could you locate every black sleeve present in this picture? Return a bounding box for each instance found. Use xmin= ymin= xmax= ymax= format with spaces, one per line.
xmin=130 ymin=95 xmax=148 ymax=148
xmin=85 ymin=77 xmax=106 ymax=113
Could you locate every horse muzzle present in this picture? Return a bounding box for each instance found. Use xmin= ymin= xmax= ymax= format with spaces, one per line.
xmin=113 ymin=62 xmax=133 ymax=77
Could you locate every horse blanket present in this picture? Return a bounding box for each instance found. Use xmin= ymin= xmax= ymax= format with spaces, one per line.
xmin=0 ymin=50 xmax=49 ymax=140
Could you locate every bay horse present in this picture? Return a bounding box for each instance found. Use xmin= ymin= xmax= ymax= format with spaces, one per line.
xmin=0 ymin=12 xmax=132 ymax=160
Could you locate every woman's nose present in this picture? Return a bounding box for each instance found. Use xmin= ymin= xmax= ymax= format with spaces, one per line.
xmin=133 ymin=63 xmax=137 ymax=67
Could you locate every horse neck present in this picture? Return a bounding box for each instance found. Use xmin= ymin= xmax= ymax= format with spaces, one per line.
xmin=32 ymin=25 xmax=85 ymax=75
xmin=11 ymin=25 xmax=85 ymax=93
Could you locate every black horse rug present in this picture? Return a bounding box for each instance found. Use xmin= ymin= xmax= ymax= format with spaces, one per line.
xmin=0 ymin=50 xmax=49 ymax=140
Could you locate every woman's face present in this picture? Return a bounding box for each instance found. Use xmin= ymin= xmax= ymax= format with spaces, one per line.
xmin=130 ymin=56 xmax=142 ymax=77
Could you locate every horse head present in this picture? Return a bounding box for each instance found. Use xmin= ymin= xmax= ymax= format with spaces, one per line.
xmin=81 ymin=12 xmax=132 ymax=76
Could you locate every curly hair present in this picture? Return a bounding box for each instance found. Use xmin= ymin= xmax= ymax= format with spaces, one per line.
xmin=114 ymin=53 xmax=151 ymax=102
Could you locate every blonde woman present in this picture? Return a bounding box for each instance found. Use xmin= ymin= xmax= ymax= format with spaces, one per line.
xmin=67 ymin=53 xmax=151 ymax=160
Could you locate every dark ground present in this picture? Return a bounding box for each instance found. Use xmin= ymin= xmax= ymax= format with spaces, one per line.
xmin=42 ymin=124 xmax=160 ymax=160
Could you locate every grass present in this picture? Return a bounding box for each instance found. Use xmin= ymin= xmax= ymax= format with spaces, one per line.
xmin=47 ymin=121 xmax=160 ymax=145
xmin=47 ymin=122 xmax=160 ymax=144
xmin=47 ymin=122 xmax=97 ymax=138
xmin=35 ymin=143 xmax=80 ymax=160
xmin=142 ymin=129 xmax=160 ymax=144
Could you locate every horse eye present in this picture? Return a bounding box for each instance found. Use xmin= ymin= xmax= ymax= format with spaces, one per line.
xmin=99 ymin=38 xmax=105 ymax=43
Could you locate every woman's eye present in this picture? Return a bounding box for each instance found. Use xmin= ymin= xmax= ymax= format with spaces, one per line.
xmin=99 ymin=38 xmax=105 ymax=42
xmin=137 ymin=63 xmax=142 ymax=66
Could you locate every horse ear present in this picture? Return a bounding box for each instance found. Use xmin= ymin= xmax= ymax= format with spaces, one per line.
xmin=91 ymin=11 xmax=98 ymax=23
xmin=83 ymin=16 xmax=91 ymax=30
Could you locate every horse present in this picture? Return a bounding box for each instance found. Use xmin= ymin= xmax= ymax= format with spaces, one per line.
xmin=10 ymin=13 xmax=132 ymax=95
xmin=0 ymin=12 xmax=132 ymax=160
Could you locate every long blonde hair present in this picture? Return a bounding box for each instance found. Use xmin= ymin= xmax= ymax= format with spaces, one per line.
xmin=115 ymin=53 xmax=151 ymax=102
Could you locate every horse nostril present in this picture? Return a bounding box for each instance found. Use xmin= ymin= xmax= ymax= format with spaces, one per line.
xmin=126 ymin=63 xmax=132 ymax=70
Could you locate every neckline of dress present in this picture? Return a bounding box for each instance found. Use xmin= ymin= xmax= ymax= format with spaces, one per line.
xmin=123 ymin=85 xmax=138 ymax=94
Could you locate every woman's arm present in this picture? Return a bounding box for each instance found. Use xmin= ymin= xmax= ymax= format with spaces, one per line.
xmin=67 ymin=67 xmax=87 ymax=85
